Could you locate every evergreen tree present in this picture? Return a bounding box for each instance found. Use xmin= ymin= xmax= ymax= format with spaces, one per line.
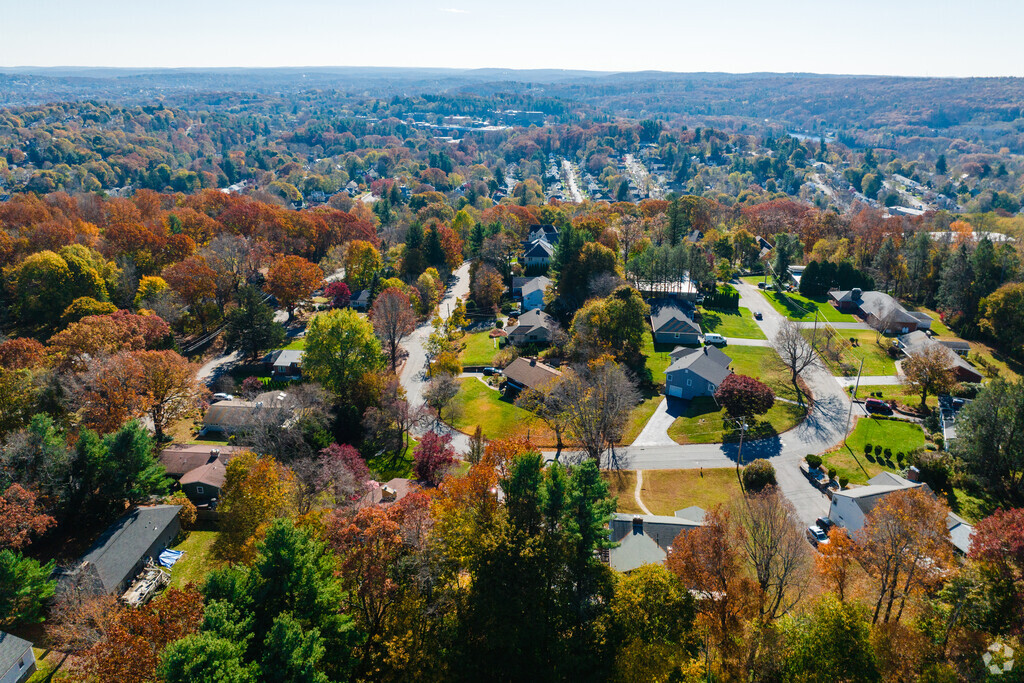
xmin=225 ymin=286 xmax=287 ymax=362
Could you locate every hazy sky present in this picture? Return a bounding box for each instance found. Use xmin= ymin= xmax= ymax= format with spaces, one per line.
xmin=2 ymin=0 xmax=1022 ymax=77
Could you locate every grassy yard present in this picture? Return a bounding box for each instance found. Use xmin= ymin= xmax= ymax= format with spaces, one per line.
xmin=603 ymin=470 xmax=642 ymax=514
xmin=740 ymin=275 xmax=771 ymax=287
xmin=668 ymin=396 xmax=805 ymax=445
xmin=726 ymin=345 xmax=802 ymax=402
xmin=820 ymin=417 xmax=926 ymax=486
xmin=806 ymin=328 xmax=897 ymax=377
xmin=699 ymin=307 xmax=767 ymax=339
xmin=761 ymin=289 xmax=857 ymax=323
xmin=283 ymin=337 xmax=306 ymax=350
xmin=913 ymin=306 xmax=954 ymax=337
xmin=459 ymin=330 xmax=503 ymax=367
xmin=640 ymin=469 xmax=745 ymax=515
xmin=368 ymin=437 xmax=418 ymax=480
xmin=853 ymin=384 xmax=937 ymax=410
xmin=621 ymin=394 xmax=664 ymax=445
xmin=967 ymin=340 xmax=1022 ymax=381
xmin=642 ymin=330 xmax=685 ymax=383
xmin=450 ymin=378 xmax=553 ymax=444
xmin=168 ymin=529 xmax=221 ymax=589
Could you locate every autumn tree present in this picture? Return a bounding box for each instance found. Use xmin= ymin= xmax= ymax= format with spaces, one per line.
xmin=471 ymin=263 xmax=505 ymax=312
xmin=857 ymin=487 xmax=953 ymax=624
xmin=266 ymin=255 xmax=324 ymax=320
xmin=324 ymin=280 xmax=351 ymax=308
xmin=901 ymin=343 xmax=957 ymax=409
xmin=224 ymin=285 xmax=286 ymax=361
xmin=303 ymin=308 xmax=384 ymax=400
xmin=551 ymin=356 xmax=639 ymax=462
xmin=135 ymin=350 xmax=201 ymax=442
xmin=370 ymin=287 xmax=417 ymax=372
xmin=81 ymin=351 xmax=148 ymax=433
xmin=291 ymin=444 xmax=369 ymax=516
xmin=214 ymin=451 xmax=294 ymax=564
xmin=779 ymin=594 xmax=878 ymax=683
xmin=345 ymin=240 xmax=383 ymax=291
xmin=715 ymin=373 xmax=775 ymax=419
xmin=361 ymin=376 xmax=423 ymax=457
xmin=0 ymin=337 xmax=46 ymax=370
xmin=423 ymin=373 xmax=460 ymax=424
xmin=413 ymin=431 xmax=457 ymax=485
xmin=816 ymin=527 xmax=856 ymax=601
xmin=0 ymin=484 xmax=55 ymax=550
xmin=980 ymin=282 xmax=1024 ymax=353
xmin=774 ymin=319 xmax=819 ymax=405
xmin=163 ymin=255 xmax=217 ymax=332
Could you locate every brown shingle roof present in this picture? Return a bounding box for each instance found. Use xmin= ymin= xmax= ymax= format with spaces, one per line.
xmin=503 ymin=357 xmax=562 ymax=390
xmin=158 ymin=445 xmax=241 ymax=478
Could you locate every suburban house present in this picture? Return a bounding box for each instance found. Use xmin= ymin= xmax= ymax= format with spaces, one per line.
xmin=158 ymin=444 xmax=241 ymax=479
xmin=515 ymin=276 xmax=552 ymax=311
xmin=502 ymin=357 xmax=562 ymax=394
xmin=158 ymin=445 xmax=239 ymax=508
xmin=664 ymin=346 xmax=732 ymax=400
xmin=350 ymin=289 xmax=371 ymax=310
xmin=522 ymin=238 xmax=554 ymax=268
xmin=526 ymin=223 xmax=559 ymax=245
xmin=829 ymin=288 xmax=933 ymax=334
xmin=202 ymin=391 xmax=293 ymax=435
xmin=506 ymin=310 xmax=558 ymax=345
xmin=632 ymin=276 xmax=699 ymax=302
xmin=263 ymin=349 xmax=304 ymax=378
xmin=58 ymin=505 xmax=182 ymax=598
xmin=359 ymin=478 xmax=417 ymax=508
xmin=650 ymin=298 xmax=701 ymax=345
xmin=896 ymin=331 xmax=983 ymax=383
xmin=0 ymin=632 xmax=35 ymax=683
xmin=604 ymin=508 xmax=705 ymax=573
xmin=828 ymin=472 xmax=974 ymax=553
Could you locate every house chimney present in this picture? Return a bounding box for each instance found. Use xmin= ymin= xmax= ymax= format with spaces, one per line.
xmin=703 ymin=346 xmax=708 ymax=355
xmin=209 ymin=448 xmax=220 ymax=463
xmin=632 ymin=516 xmax=644 ymax=534
xmin=852 ymin=287 xmax=862 ymax=300
xmin=907 ymin=466 xmax=920 ymax=482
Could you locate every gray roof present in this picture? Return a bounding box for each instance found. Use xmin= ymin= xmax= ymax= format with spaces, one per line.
xmin=833 ymin=290 xmax=919 ymax=325
xmin=608 ymin=511 xmax=704 ymax=572
xmin=77 ymin=505 xmax=181 ymax=594
xmin=520 ymin=276 xmax=552 ymax=298
xmin=898 ymin=331 xmax=982 ymax=381
xmin=204 ymin=391 xmax=292 ymax=429
xmin=507 ymin=310 xmax=557 ymax=338
xmin=650 ymin=299 xmax=700 ymax=334
xmin=266 ymin=348 xmax=304 ymax=367
xmin=947 ymin=513 xmax=974 ymax=555
xmin=352 ymin=289 xmax=371 ymax=303
xmin=665 ymin=346 xmax=733 ymax=385
xmin=0 ymin=631 xmax=32 ymax=678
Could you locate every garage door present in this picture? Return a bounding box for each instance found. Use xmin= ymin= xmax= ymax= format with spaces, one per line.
xmin=667 ymin=385 xmax=683 ymax=398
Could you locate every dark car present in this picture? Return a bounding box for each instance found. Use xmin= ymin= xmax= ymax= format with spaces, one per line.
xmin=753 ymin=311 xmax=763 ymax=320
xmin=482 ymin=367 xmax=501 ymax=376
xmin=864 ymin=398 xmax=893 ymax=415
xmin=815 ymin=517 xmax=834 ymax=535
xmin=757 ymin=281 xmax=767 ymax=289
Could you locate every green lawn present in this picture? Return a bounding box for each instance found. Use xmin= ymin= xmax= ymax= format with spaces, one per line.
xmin=283 ymin=337 xmax=306 ymax=350
xmin=806 ymin=328 xmax=897 ymax=377
xmin=853 ymin=384 xmax=937 ymax=410
xmin=967 ymin=341 xmax=1022 ymax=381
xmin=641 ymin=469 xmax=745 ymax=515
xmin=459 ymin=331 xmax=503 ymax=366
xmin=761 ymin=289 xmax=857 ymax=323
xmin=699 ymin=307 xmax=767 ymax=339
xmin=740 ymin=275 xmax=771 ymax=287
xmin=168 ymin=529 xmax=221 ymax=589
xmin=622 ymin=394 xmax=664 ymax=445
xmin=368 ymin=437 xmax=418 ymax=480
xmin=726 ymin=345 xmax=801 ymax=402
xmin=820 ymin=417 xmax=926 ymax=485
xmin=642 ymin=330 xmax=685 ymax=383
xmin=603 ymin=470 xmax=642 ymax=514
xmin=450 ymin=378 xmax=551 ymax=443
xmin=913 ymin=306 xmax=953 ymax=337
xmin=667 ymin=396 xmax=806 ymax=444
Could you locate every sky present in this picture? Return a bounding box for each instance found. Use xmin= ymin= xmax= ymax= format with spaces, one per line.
xmin=1 ymin=0 xmax=1022 ymax=77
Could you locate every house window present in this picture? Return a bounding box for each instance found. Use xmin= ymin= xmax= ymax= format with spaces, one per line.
xmin=708 ymin=383 xmax=714 ymax=391
xmin=686 ymin=379 xmax=692 ymax=387
xmin=196 ymin=486 xmax=204 ymax=494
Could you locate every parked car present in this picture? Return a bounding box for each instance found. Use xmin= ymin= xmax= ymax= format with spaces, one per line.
xmin=753 ymin=311 xmax=763 ymax=320
xmin=806 ymin=525 xmax=829 ymax=547
xmin=482 ymin=367 xmax=502 ymax=376
xmin=211 ymin=393 xmax=234 ymax=402
xmin=864 ymin=398 xmax=893 ymax=415
xmin=757 ymin=281 xmax=767 ymax=289
xmin=815 ymin=517 xmax=834 ymax=535
xmin=703 ymin=333 xmax=727 ymax=346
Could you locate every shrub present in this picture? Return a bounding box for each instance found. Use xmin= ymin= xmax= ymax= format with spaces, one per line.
xmin=896 ymin=451 xmax=905 ymax=464
xmin=742 ymin=459 xmax=777 ymax=493
xmin=864 ymin=443 xmax=872 ymax=455
xmin=934 ymin=435 xmax=945 ymax=451
xmin=494 ymin=319 xmax=504 ymax=329
xmin=828 ymin=467 xmax=838 ymax=480
xmin=839 ymin=476 xmax=849 ymax=489
xmin=883 ymin=448 xmax=892 ymax=460
xmin=923 ymin=410 xmax=941 ymax=433
xmin=805 ymin=454 xmax=823 ymax=469
xmin=873 ymin=445 xmax=882 ymax=457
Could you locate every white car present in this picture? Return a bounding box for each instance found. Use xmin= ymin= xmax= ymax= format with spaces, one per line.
xmin=211 ymin=393 xmax=234 ymax=402
xmin=703 ymin=333 xmax=727 ymax=345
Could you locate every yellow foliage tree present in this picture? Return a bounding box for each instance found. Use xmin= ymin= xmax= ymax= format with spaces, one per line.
xmin=214 ymin=451 xmax=294 ymax=564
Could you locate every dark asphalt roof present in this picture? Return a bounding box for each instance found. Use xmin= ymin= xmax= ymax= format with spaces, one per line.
xmin=78 ymin=505 xmax=181 ymax=593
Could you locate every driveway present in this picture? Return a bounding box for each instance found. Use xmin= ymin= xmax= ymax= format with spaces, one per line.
xmin=195 ymin=308 xmax=289 ymax=386
xmin=836 ymin=375 xmax=902 ymax=387
xmin=722 ymin=337 xmax=771 ymax=347
xmin=630 ymin=397 xmax=679 ymax=447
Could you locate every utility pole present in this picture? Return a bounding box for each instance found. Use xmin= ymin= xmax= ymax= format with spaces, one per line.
xmin=812 ymin=307 xmax=819 ymax=346
xmin=843 ymin=357 xmax=865 ymax=448
xmin=735 ymin=416 xmax=748 ymax=474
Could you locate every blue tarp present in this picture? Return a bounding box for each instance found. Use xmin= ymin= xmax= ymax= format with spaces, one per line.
xmin=158 ymin=549 xmax=184 ymax=568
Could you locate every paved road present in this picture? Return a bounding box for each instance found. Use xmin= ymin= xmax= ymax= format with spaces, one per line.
xmin=561 ymin=159 xmax=583 ymax=203
xmin=552 ymin=281 xmax=851 ymax=524
xmin=399 ymin=262 xmax=472 ymax=449
xmin=836 ymin=376 xmax=902 ymax=387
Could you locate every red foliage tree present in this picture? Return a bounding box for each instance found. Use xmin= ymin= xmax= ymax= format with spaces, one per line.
xmin=714 ymin=373 xmax=775 ymax=419
xmin=0 ymin=484 xmax=56 ymax=550
xmin=0 ymin=338 xmax=46 ymax=370
xmin=325 ymin=281 xmax=352 ymax=308
xmin=412 ymin=431 xmax=457 ymax=485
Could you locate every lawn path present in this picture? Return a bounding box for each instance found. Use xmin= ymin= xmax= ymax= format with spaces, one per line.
xmin=634 ymin=470 xmax=653 ymax=515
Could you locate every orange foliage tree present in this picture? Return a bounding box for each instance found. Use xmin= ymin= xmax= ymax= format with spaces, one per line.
xmin=266 ymin=254 xmax=324 ymax=319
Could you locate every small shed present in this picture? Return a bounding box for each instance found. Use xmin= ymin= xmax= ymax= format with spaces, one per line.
xmin=0 ymin=632 xmax=35 ymax=683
